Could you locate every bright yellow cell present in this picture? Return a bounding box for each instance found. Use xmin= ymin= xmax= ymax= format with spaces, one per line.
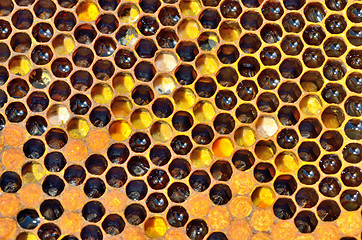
xmin=67 ymin=117 xmax=90 ymax=139
xmin=251 ymin=186 xmax=275 ymax=208
xmin=173 ymin=88 xmax=196 ymax=109
xmin=190 ymin=147 xmax=213 ymax=168
xmin=255 ymin=140 xmax=276 ymax=160
xmin=193 ymin=101 xmax=215 ymax=122
xmin=113 ymin=73 xmax=135 ymax=94
xmin=179 ymin=0 xmax=202 ymax=16
xmin=235 ymin=127 xmax=256 ymax=147
xmin=153 ymin=74 xmax=176 ymax=95
xmin=219 ymin=21 xmax=242 ymax=42
xmin=21 ymin=162 xmax=45 ymax=183
xmin=16 ymin=232 xmax=38 ymax=240
xmin=111 ymin=97 xmax=133 ymax=118
xmin=9 ymin=55 xmax=32 ymax=76
xmin=144 ymin=217 xmax=168 ymax=238
xmin=178 ymin=19 xmax=201 ymax=39
xmin=76 ymin=1 xmax=100 ymax=22
xmin=275 ymin=152 xmax=299 ymax=173
xmin=150 ymin=121 xmax=173 ymax=142
xmin=109 ymin=120 xmax=132 ymax=141
xmin=300 ymin=94 xmax=323 ymax=116
xmin=118 ymin=3 xmax=140 ymax=24
xmin=131 ymin=108 xmax=153 ymax=129
xmin=212 ymin=137 xmax=234 ymax=158
xmin=52 ymin=34 xmax=75 ymax=55
xmin=91 ymin=83 xmax=114 ymax=104
xmin=196 ymin=54 xmax=219 ymax=75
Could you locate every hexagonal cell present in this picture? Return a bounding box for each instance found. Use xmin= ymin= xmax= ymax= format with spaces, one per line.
xmin=321 ymin=83 xmax=346 ymax=104
xmin=195 ymin=77 xmax=216 ymax=98
xmin=260 ymin=46 xmax=281 ymax=66
xmin=178 ymin=18 xmax=201 ymax=40
xmin=240 ymin=11 xmax=263 ymax=31
xmin=257 ymin=69 xmax=280 ymax=90
xmin=340 ymin=189 xmax=361 ymax=211
xmin=158 ymin=6 xmax=180 ymax=26
xmin=220 ymin=0 xmax=242 ymax=18
xmin=278 ymin=105 xmax=300 ymax=126
xmin=70 ymin=70 xmax=93 ymax=91
xmin=298 ymin=118 xmax=322 ymax=139
xmin=279 ymin=58 xmax=303 ymax=79
xmin=215 ymin=90 xmax=237 ymax=110
xmin=345 ymin=119 xmax=362 ymax=140
xmin=31 ymin=45 xmax=53 ymax=65
xmin=261 ymin=24 xmax=282 ymax=44
xmin=273 ymin=198 xmax=296 ymax=220
xmin=323 ymin=37 xmax=347 ymax=57
xmin=300 ymin=71 xmax=324 ymax=92
xmin=219 ymin=21 xmax=241 ymax=42
xmin=256 ymin=116 xmax=278 ymax=139
xmin=303 ymin=25 xmax=326 ymax=46
xmin=255 ymin=140 xmax=276 ymax=160
xmin=257 ymin=92 xmax=279 ymax=113
xmin=138 ymin=15 xmax=159 ymax=36
xmin=303 ymin=48 xmax=325 ymax=68
xmin=294 ymin=211 xmax=318 ymax=233
xmin=91 ymin=60 xmax=113 ymax=82
xmin=54 ymin=11 xmax=76 ymax=31
xmin=237 ymin=80 xmax=258 ymax=101
xmin=96 ymin=14 xmax=119 ymax=34
xmin=176 ymin=41 xmax=199 ymax=62
xmin=216 ymin=67 xmax=237 ymax=88
xmin=262 ymin=1 xmax=283 ymax=21
xmin=238 ymin=56 xmax=260 ymax=77
xmin=139 ymin=0 xmax=160 ymax=13
xmin=321 ymin=106 xmax=345 ymax=128
xmin=179 ymin=0 xmax=202 ymax=17
xmin=197 ymin=31 xmax=220 ymax=51
xmin=135 ymin=61 xmax=156 ymax=82
xmin=199 ymin=8 xmax=221 ymax=29
xmin=217 ymin=45 xmax=239 ymax=64
xmin=239 ymin=33 xmax=261 ymax=53
xmin=319 ymin=177 xmax=341 ymax=198
xmin=11 ymin=33 xmax=31 ymax=53
xmin=213 ymin=113 xmax=235 ymax=134
xmin=274 ymin=175 xmax=297 ymax=196
xmin=116 ymin=26 xmax=138 ymax=47
xmin=281 ymin=35 xmax=304 ymax=56
xmin=299 ymin=94 xmax=323 ymax=116
xmin=135 ymin=38 xmax=158 ymax=58
xmin=157 ymin=28 xmax=179 ymax=48
xmin=304 ymin=2 xmax=326 ymax=23
xmin=72 ymin=47 xmax=94 ymax=68
xmin=12 ymin=9 xmax=33 ymax=30
xmin=254 ymin=162 xmax=275 ymax=183
xmin=118 ymin=3 xmax=140 ymax=24
xmin=346 ymin=50 xmax=362 ymax=69
xmin=319 ymin=154 xmax=341 ymax=175
xmin=0 ymin=0 xmax=14 ymax=17
xmin=277 ymin=129 xmax=299 ymax=149
xmin=114 ymin=49 xmax=137 ymax=69
xmin=282 ymin=12 xmax=305 ymax=33
xmin=74 ymin=24 xmax=97 ymax=44
xmin=278 ymin=82 xmax=301 ymax=103
xmin=326 ymin=0 xmax=346 ymax=11
xmin=345 ymin=96 xmax=362 ymax=117
xmin=298 ymin=165 xmax=320 ymax=185
xmin=347 ymin=3 xmax=362 ymax=22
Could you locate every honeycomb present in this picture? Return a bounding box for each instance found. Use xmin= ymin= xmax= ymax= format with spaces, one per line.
xmin=0 ymin=0 xmax=362 ymax=239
